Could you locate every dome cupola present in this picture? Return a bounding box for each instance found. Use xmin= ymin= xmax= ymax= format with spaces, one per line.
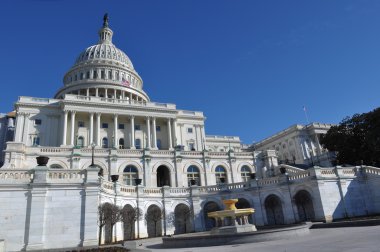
xmin=54 ymin=14 xmax=149 ymax=103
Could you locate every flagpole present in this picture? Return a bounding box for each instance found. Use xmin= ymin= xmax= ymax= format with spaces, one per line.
xmin=303 ymin=106 xmax=310 ymax=124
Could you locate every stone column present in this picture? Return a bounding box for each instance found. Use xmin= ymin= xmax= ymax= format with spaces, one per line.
xmin=146 ymin=117 xmax=151 ymax=149
xmin=114 ymin=89 xmax=117 ymax=99
xmin=95 ymin=88 xmax=99 ymax=97
xmin=152 ymin=117 xmax=157 ymax=149
xmin=22 ymin=114 xmax=30 ymax=144
xmin=15 ymin=112 xmax=25 ymax=142
xmin=130 ymin=116 xmax=135 ymax=149
xmin=62 ymin=110 xmax=68 ymax=146
xmin=105 ymin=89 xmax=108 ymax=98
xmin=167 ymin=119 xmax=173 ymax=150
xmin=114 ymin=114 xmax=118 ymax=148
xmin=96 ymin=113 xmax=101 ymax=146
xmin=194 ymin=125 xmax=199 ymax=151
xmin=89 ymin=113 xmax=94 ymax=145
xmin=86 ymin=88 xmax=89 ymax=97
xmin=70 ymin=111 xmax=76 ymax=146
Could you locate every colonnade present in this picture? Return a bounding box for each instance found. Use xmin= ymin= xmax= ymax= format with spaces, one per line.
xmin=61 ymin=110 xmax=175 ymax=150
xmin=63 ymin=87 xmax=146 ymax=103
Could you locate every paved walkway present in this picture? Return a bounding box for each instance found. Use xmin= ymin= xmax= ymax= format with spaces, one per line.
xmin=140 ymin=226 xmax=380 ymax=252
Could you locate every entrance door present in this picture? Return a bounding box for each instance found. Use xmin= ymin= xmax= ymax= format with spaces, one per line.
xmin=157 ymin=166 xmax=170 ymax=187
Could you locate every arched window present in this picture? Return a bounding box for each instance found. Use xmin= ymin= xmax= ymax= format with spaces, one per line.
xmin=187 ymin=165 xmax=200 ymax=186
xmin=157 ymin=139 xmax=162 ymax=150
xmin=215 ymin=166 xmax=227 ymax=184
xmin=123 ymin=166 xmax=138 ymax=185
xmin=241 ymin=165 xmax=251 ymax=182
xmin=119 ymin=138 xmax=124 ymax=149
xmin=77 ymin=136 xmax=84 ymax=148
xmin=135 ymin=139 xmax=141 ymax=149
xmin=50 ymin=164 xmax=63 ymax=169
xmin=102 ymin=137 xmax=108 ymax=148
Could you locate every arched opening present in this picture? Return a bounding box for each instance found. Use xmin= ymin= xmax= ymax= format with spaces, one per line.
xmin=119 ymin=138 xmax=125 ymax=149
xmin=145 ymin=205 xmax=162 ymax=237
xmin=236 ymin=198 xmax=254 ymax=224
xmin=203 ymin=201 xmax=221 ymax=230
xmin=102 ymin=137 xmax=108 ymax=148
xmin=157 ymin=165 xmax=170 ymax=187
xmin=174 ymin=204 xmax=192 ymax=234
xmin=264 ymin=195 xmax=284 ymax=225
xmin=241 ymin=165 xmax=251 ymax=182
xmin=123 ymin=165 xmax=138 ymax=185
xmin=187 ymin=165 xmax=200 ymax=186
xmin=215 ymin=166 xmax=227 ymax=184
xmin=121 ymin=204 xmax=136 ymax=240
xmin=50 ymin=164 xmax=63 ymax=169
xmin=77 ymin=136 xmax=84 ymax=148
xmin=294 ymin=190 xmax=315 ymax=221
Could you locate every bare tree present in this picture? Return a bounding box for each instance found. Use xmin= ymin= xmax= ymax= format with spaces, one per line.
xmin=120 ymin=206 xmax=142 ymax=240
xmin=106 ymin=204 xmax=121 ymax=243
xmin=145 ymin=206 xmax=163 ymax=237
xmin=97 ymin=203 xmax=111 ymax=245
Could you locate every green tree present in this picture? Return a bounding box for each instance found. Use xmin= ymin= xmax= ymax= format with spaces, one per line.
xmin=320 ymin=107 xmax=380 ymax=166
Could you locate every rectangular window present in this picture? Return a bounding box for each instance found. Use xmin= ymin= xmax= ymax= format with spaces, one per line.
xmin=108 ymin=71 xmax=112 ymax=79
xmin=93 ymin=71 xmax=98 ymax=79
xmin=118 ymin=123 xmax=124 ymax=129
xmin=187 ymin=128 xmax=193 ymax=133
xmin=34 ymin=119 xmax=42 ymax=125
xmin=134 ymin=125 xmax=141 ymax=130
xmin=86 ymin=71 xmax=90 ymax=79
xmin=102 ymin=123 xmax=108 ymax=129
xmin=80 ymin=73 xmax=84 ymax=80
xmin=156 ymin=125 xmax=161 ymax=131
xmin=78 ymin=121 xmax=85 ymax=127
xmin=189 ymin=143 xmax=195 ymax=151
xmin=32 ymin=136 xmax=40 ymax=146
xmin=101 ymin=70 xmax=105 ymax=79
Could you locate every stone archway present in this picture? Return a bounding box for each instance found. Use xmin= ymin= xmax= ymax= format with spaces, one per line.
xmin=121 ymin=204 xmax=136 ymax=240
xmin=203 ymin=201 xmax=221 ymax=230
xmin=174 ymin=204 xmax=192 ymax=234
xmin=264 ymin=195 xmax=284 ymax=225
xmin=294 ymin=190 xmax=315 ymax=221
xmin=157 ymin=165 xmax=170 ymax=187
xmin=146 ymin=205 xmax=163 ymax=237
xmin=236 ymin=198 xmax=254 ymax=224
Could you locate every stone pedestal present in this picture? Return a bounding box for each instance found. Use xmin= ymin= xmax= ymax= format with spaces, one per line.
xmin=210 ymin=224 xmax=257 ymax=234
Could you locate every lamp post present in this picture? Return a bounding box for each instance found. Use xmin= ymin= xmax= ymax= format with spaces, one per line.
xmin=285 ymin=172 xmax=297 ymax=223
xmin=134 ymin=178 xmax=142 ymax=239
xmin=91 ymin=142 xmax=96 ymax=167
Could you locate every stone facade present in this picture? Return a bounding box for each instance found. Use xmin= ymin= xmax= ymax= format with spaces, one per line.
xmin=1 ymin=16 xmax=380 ymax=252
xmin=252 ymin=123 xmax=336 ymax=167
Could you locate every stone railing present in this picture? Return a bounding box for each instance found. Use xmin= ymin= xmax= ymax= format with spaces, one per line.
xmin=47 ymin=169 xmax=85 ymax=183
xmin=0 ymin=169 xmax=32 ymax=183
xmin=288 ymin=170 xmax=310 ymax=181
xmin=258 ymin=177 xmax=280 ymax=186
xmin=364 ymin=166 xmax=380 ymax=175
xmin=64 ymin=94 xmax=176 ymax=109
xmin=279 ymin=164 xmax=305 ymax=174
xmin=143 ymin=188 xmax=162 ymax=196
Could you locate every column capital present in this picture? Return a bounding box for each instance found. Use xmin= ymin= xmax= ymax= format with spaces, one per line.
xmin=89 ymin=112 xmax=94 ymax=116
xmin=113 ymin=113 xmax=119 ymax=118
xmin=130 ymin=115 xmax=135 ymax=119
xmin=96 ymin=112 xmax=102 ymax=117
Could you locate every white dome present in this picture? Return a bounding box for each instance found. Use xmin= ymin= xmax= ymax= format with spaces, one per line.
xmin=54 ymin=15 xmax=149 ymax=102
xmin=74 ymin=43 xmax=134 ymax=70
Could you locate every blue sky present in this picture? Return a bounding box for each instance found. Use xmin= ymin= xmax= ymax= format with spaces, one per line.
xmin=1 ymin=0 xmax=380 ymax=144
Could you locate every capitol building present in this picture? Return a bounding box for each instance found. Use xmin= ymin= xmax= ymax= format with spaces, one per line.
xmin=0 ymin=16 xmax=380 ymax=252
